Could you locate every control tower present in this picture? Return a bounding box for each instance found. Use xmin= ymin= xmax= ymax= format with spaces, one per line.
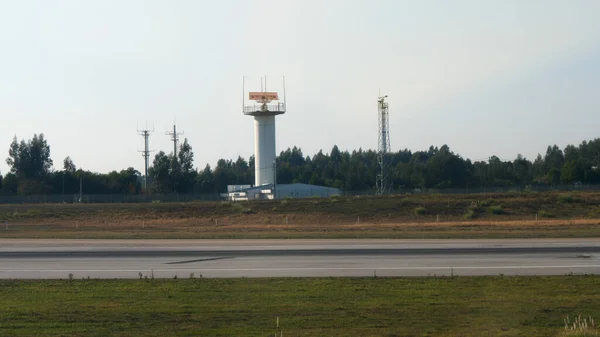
xmin=243 ymin=77 xmax=286 ymax=187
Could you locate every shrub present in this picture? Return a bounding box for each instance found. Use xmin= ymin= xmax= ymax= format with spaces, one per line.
xmin=539 ymin=210 xmax=555 ymax=218
xmin=414 ymin=207 xmax=426 ymax=216
xmin=231 ymin=203 xmax=254 ymax=214
xmin=480 ymin=199 xmax=495 ymax=207
xmin=463 ymin=208 xmax=476 ymax=220
xmin=559 ymin=194 xmax=576 ymax=204
xmin=489 ymin=205 xmax=505 ymax=215
xmin=241 ymin=208 xmax=255 ymax=214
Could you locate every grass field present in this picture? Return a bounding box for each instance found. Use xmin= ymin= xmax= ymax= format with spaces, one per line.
xmin=0 ymin=191 xmax=599 ymax=239
xmin=1 ymin=276 xmax=600 ymax=336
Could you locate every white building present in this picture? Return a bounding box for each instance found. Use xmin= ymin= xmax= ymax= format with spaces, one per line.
xmin=226 ymin=183 xmax=341 ymax=201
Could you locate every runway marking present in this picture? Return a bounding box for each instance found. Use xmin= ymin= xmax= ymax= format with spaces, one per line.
xmin=165 ymin=256 xmax=232 ymax=265
xmin=2 ymin=265 xmax=600 ymax=272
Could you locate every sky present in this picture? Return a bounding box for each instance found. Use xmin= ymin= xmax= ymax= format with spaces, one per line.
xmin=1 ymin=0 xmax=600 ymax=175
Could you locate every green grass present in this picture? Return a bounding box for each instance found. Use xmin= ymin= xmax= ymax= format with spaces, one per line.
xmin=1 ymin=276 xmax=600 ymax=336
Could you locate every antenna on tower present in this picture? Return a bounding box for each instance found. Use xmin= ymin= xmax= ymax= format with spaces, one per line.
xmin=137 ymin=124 xmax=154 ymax=191
xmin=166 ymin=122 xmax=184 ymax=157
xmin=376 ymin=95 xmax=391 ymax=195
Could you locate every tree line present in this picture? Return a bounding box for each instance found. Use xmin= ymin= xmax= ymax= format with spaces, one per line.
xmin=1 ymin=133 xmax=599 ymax=196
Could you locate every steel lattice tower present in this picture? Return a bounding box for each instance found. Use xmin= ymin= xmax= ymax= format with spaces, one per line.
xmin=376 ymin=95 xmax=391 ymax=195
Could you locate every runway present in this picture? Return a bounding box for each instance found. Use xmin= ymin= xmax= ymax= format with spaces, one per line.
xmin=1 ymin=239 xmax=600 ymax=279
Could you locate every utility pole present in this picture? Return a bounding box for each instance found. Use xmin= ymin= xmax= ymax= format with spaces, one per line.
xmin=166 ymin=124 xmax=184 ymax=158
xmin=138 ymin=127 xmax=154 ymax=191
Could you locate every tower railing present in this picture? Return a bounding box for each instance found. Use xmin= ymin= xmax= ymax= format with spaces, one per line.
xmin=243 ymin=103 xmax=286 ymax=115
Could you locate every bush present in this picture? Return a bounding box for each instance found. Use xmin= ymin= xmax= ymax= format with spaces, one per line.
xmin=489 ymin=205 xmax=505 ymax=215
xmin=414 ymin=207 xmax=426 ymax=216
xmin=463 ymin=208 xmax=476 ymax=220
xmin=480 ymin=199 xmax=495 ymax=207
xmin=539 ymin=210 xmax=555 ymax=218
xmin=242 ymin=208 xmax=255 ymax=214
xmin=558 ymin=194 xmax=576 ymax=204
xmin=231 ymin=203 xmax=255 ymax=214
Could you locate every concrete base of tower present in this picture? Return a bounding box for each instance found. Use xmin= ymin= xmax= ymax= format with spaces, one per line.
xmin=253 ymin=115 xmax=276 ymax=186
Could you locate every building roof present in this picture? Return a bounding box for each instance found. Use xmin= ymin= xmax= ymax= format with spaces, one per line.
xmin=240 ymin=183 xmax=341 ymax=193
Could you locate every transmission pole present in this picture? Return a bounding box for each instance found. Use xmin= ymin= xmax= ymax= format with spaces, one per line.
xmin=166 ymin=124 xmax=184 ymax=158
xmin=138 ymin=127 xmax=154 ymax=191
xmin=376 ymin=95 xmax=391 ymax=195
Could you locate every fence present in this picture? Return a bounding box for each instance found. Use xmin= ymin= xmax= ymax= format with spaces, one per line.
xmin=0 ymin=183 xmax=598 ymax=204
xmin=345 ymin=183 xmax=600 ymax=196
xmin=0 ymin=193 xmax=222 ymax=204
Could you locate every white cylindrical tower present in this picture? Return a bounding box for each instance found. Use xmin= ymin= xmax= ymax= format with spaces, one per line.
xmin=254 ymin=115 xmax=276 ymax=186
xmin=243 ymin=78 xmax=286 ymax=187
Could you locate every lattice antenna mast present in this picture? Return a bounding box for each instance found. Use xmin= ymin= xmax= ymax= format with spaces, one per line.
xmin=166 ymin=123 xmax=184 ymax=157
xmin=376 ymin=95 xmax=391 ymax=195
xmin=137 ymin=125 xmax=154 ymax=191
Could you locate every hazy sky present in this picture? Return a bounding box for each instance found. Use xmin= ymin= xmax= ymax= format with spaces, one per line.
xmin=1 ymin=0 xmax=600 ymax=175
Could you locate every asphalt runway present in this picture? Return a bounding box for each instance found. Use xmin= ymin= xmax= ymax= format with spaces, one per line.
xmin=1 ymin=239 xmax=600 ymax=279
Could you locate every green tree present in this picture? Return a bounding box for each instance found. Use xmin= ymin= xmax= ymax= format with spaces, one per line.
xmin=149 ymin=151 xmax=171 ymax=193
xmin=63 ymin=156 xmax=76 ymax=173
xmin=544 ymin=145 xmax=564 ymax=173
xmin=6 ymin=134 xmax=53 ymax=180
xmin=176 ymin=139 xmax=196 ymax=193
xmin=213 ymin=159 xmax=235 ymax=192
xmin=120 ymin=167 xmax=142 ymax=193
xmin=196 ymin=164 xmax=214 ymax=193
xmin=561 ymin=159 xmax=585 ymax=184
xmin=0 ymin=173 xmax=18 ymax=194
xmin=513 ymin=154 xmax=532 ymax=186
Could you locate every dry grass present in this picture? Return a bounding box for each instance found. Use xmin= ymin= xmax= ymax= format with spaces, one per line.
xmin=1 ymin=191 xmax=600 ymax=239
xmin=1 ymin=217 xmax=600 ymax=239
xmin=560 ymin=315 xmax=600 ymax=336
